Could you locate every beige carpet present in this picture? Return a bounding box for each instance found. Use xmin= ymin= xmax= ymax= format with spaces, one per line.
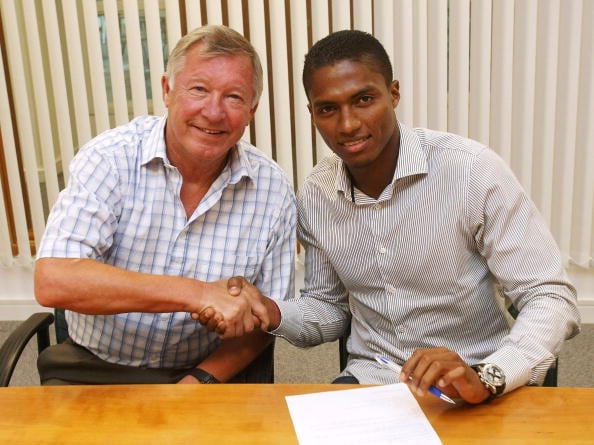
xmin=1 ymin=321 xmax=592 ymax=387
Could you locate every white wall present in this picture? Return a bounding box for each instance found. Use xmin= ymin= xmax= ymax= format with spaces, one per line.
xmin=1 ymin=264 xmax=593 ymax=323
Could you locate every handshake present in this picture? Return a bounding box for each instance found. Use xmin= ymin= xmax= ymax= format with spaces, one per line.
xmin=191 ymin=277 xmax=280 ymax=339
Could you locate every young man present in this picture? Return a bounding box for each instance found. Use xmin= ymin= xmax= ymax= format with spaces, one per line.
xmin=34 ymin=25 xmax=296 ymax=385
xmin=221 ymin=30 xmax=580 ymax=404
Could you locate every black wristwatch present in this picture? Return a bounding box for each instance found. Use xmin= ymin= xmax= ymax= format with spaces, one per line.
xmin=184 ymin=368 xmax=220 ymax=384
xmin=471 ymin=363 xmax=506 ymax=402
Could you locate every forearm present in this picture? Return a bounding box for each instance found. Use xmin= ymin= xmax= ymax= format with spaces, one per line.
xmin=34 ymin=257 xmax=203 ymax=315
xmin=195 ymin=330 xmax=274 ymax=382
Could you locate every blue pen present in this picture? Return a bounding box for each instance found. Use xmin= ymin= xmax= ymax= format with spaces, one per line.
xmin=375 ymin=354 xmax=456 ymax=404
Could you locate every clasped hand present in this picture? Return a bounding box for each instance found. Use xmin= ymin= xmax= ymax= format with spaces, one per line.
xmin=191 ymin=277 xmax=266 ymax=339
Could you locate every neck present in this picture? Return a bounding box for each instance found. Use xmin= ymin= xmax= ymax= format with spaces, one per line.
xmin=349 ymin=134 xmax=400 ymax=200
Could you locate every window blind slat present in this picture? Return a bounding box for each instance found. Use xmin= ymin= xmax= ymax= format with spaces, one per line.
xmin=394 ymin=0 xmax=414 ymax=126
xmin=61 ymin=0 xmax=93 ymax=148
xmin=205 ymin=0 xmax=223 ymax=24
xmin=352 ymin=0 xmax=373 ymax=33
xmin=289 ymin=0 xmax=313 ymax=188
xmin=468 ymin=0 xmax=492 ymax=146
xmin=82 ymin=0 xmax=111 ymax=133
xmin=184 ymin=0 xmax=202 ymax=30
xmin=123 ymin=0 xmax=148 ymax=117
xmin=40 ymin=0 xmax=75 ymax=185
xmin=247 ymin=0 xmax=272 ymax=157
xmin=510 ymin=0 xmax=538 ymax=193
xmin=164 ymin=1 xmax=182 ymax=51
xmin=311 ymin=0 xmax=332 ymax=164
xmin=426 ymin=0 xmax=448 ymax=131
xmin=489 ymin=0 xmax=514 ymax=164
xmin=144 ymin=0 xmax=166 ymax=116
xmin=448 ymin=0 xmax=470 ymax=137
xmin=104 ymin=0 xmax=130 ymax=125
xmin=531 ymin=0 xmax=560 ymax=226
xmin=551 ymin=0 xmax=582 ymax=260
xmin=413 ymin=0 xmax=428 ymax=128
xmin=268 ymin=0 xmax=294 ymax=184
xmin=332 ymin=0 xmax=351 ymax=31
xmin=22 ymin=0 xmax=60 ymax=211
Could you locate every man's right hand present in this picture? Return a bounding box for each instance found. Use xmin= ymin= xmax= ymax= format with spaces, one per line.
xmin=192 ymin=278 xmax=271 ymax=339
xmin=194 ymin=277 xmax=280 ymax=338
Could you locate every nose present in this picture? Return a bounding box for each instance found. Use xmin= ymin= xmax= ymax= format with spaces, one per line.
xmin=337 ymin=107 xmax=361 ymax=134
xmin=201 ymin=94 xmax=225 ymax=121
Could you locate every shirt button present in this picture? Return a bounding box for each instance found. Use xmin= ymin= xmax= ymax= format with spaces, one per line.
xmin=378 ymin=246 xmax=387 ymax=254
xmin=386 ymin=285 xmax=397 ymax=294
xmin=373 ymin=203 xmax=381 ymax=210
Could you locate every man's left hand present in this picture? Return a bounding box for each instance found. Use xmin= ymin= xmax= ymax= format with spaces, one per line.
xmin=400 ymin=347 xmax=492 ymax=404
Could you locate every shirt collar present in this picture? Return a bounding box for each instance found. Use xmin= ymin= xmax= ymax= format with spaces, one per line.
xmin=140 ymin=115 xmax=253 ymax=184
xmin=140 ymin=115 xmax=169 ymax=166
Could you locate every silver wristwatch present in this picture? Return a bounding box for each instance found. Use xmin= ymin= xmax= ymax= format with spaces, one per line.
xmin=471 ymin=363 xmax=506 ymax=402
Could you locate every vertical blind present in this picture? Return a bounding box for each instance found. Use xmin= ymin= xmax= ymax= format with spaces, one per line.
xmin=0 ymin=0 xmax=592 ymax=269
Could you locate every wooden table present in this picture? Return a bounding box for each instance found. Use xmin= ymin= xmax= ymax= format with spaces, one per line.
xmin=1 ymin=384 xmax=592 ymax=444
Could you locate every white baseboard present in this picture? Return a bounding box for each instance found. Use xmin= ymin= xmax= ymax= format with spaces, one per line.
xmin=0 ymin=300 xmax=52 ymax=320
xmin=2 ymin=264 xmax=593 ymax=323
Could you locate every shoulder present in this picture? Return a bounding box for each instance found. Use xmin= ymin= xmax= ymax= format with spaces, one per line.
xmin=74 ymin=116 xmax=159 ymax=161
xmin=411 ymin=127 xmax=510 ymax=181
xmin=67 ymin=116 xmax=161 ymax=190
xmin=414 ymin=127 xmax=488 ymax=159
xmin=302 ymin=154 xmax=341 ymax=192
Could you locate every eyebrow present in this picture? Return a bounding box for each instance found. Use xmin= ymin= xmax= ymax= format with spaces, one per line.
xmin=311 ymin=85 xmax=378 ymax=108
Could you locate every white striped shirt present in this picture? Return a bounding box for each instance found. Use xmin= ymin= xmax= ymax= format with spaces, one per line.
xmin=38 ymin=115 xmax=296 ymax=368
xmin=275 ymin=122 xmax=580 ymax=392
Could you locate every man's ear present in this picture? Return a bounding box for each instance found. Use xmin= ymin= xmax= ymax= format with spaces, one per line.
xmin=246 ymin=103 xmax=259 ymax=124
xmin=307 ymin=103 xmax=312 ymax=115
xmin=161 ymin=74 xmax=171 ymax=107
xmin=390 ymin=80 xmax=400 ymax=107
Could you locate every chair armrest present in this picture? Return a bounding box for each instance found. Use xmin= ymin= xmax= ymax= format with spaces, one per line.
xmin=0 ymin=312 xmax=55 ymax=386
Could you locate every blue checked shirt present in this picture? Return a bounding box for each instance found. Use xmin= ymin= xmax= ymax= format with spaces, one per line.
xmin=37 ymin=115 xmax=296 ymax=368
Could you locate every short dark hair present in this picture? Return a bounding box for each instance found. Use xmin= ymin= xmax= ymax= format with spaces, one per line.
xmin=302 ymin=30 xmax=393 ymax=98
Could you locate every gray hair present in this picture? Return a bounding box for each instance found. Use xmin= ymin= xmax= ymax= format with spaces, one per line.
xmin=166 ymin=25 xmax=263 ymax=107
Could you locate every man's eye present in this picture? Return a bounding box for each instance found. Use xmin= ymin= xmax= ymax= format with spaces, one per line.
xmin=359 ymin=95 xmax=373 ymax=104
xmin=317 ymin=105 xmax=335 ymax=115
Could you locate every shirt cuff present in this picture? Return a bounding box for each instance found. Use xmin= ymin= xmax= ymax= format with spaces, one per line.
xmin=480 ymin=345 xmax=532 ymax=394
xmin=269 ymin=299 xmax=302 ymax=341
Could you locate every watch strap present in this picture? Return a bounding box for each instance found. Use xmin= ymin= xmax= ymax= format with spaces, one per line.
xmin=471 ymin=363 xmax=504 ymax=403
xmin=184 ymin=368 xmax=220 ymax=384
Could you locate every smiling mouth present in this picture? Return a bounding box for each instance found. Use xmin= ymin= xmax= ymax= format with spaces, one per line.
xmin=340 ymin=136 xmax=370 ymax=148
xmin=194 ymin=125 xmax=225 ymax=135
xmin=192 ymin=125 xmax=225 ymax=136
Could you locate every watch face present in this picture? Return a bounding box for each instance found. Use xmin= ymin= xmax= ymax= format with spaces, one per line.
xmin=483 ymin=364 xmax=505 ymax=386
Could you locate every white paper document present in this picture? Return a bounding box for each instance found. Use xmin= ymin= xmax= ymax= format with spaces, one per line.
xmin=285 ymin=383 xmax=442 ymax=445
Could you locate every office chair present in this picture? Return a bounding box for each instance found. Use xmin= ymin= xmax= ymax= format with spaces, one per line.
xmin=0 ymin=308 xmax=274 ymax=386
xmin=338 ymin=304 xmax=558 ymax=387
xmin=0 ymin=311 xmax=55 ymax=386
